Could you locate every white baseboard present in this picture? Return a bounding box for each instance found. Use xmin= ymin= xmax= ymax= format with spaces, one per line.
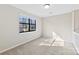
xmin=0 ymin=37 xmax=40 ymax=54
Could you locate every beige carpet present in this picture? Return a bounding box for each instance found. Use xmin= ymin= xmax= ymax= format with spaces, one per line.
xmin=0 ymin=38 xmax=78 ymax=55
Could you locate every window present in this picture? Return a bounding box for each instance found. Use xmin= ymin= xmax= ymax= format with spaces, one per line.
xmin=19 ymin=16 xmax=36 ymax=33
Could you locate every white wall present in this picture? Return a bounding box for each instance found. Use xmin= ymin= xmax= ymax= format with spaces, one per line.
xmin=74 ymin=10 xmax=79 ymax=33
xmin=0 ymin=5 xmax=42 ymax=52
xmin=73 ymin=10 xmax=79 ymax=54
xmin=42 ymin=12 xmax=72 ymax=42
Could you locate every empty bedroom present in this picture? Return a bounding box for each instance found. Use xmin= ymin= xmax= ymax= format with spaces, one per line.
xmin=0 ymin=4 xmax=79 ymax=55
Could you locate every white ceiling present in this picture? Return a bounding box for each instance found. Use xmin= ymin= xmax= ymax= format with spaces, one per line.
xmin=11 ymin=4 xmax=79 ymax=17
